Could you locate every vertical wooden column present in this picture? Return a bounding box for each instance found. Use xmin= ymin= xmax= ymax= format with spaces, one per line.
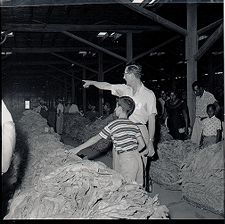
xmin=126 ymin=32 xmax=133 ymax=64
xmin=98 ymin=52 xmax=104 ymax=116
xmin=208 ymin=54 xmax=214 ymax=93
xmin=82 ymin=68 xmax=87 ymax=113
xmin=71 ymin=73 xmax=75 ymax=104
xmin=185 ymin=3 xmax=198 ymax=126
xmin=64 ymin=77 xmax=67 ymax=100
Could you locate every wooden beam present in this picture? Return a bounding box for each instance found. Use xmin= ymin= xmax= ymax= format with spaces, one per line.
xmin=197 ymin=18 xmax=223 ymax=35
xmin=195 ymin=24 xmax=223 ymax=61
xmin=51 ymin=52 xmax=99 ymax=74
xmin=2 ymin=24 xmax=162 ymax=32
xmin=98 ymin=52 xmax=104 ymax=116
xmin=46 ymin=73 xmax=72 ymax=86
xmin=82 ymin=68 xmax=87 ymax=113
xmin=1 ymin=46 xmax=126 ymax=53
xmin=186 ymin=4 xmax=198 ymax=126
xmin=132 ymin=35 xmax=180 ymax=61
xmin=62 ymin=31 xmax=127 ymax=62
xmin=71 ymin=75 xmax=75 ymax=104
xmin=116 ymin=1 xmax=187 ymax=36
xmin=103 ymin=62 xmax=124 ymax=75
xmin=126 ymin=32 xmax=133 ymax=63
xmin=47 ymin=65 xmax=82 ymax=81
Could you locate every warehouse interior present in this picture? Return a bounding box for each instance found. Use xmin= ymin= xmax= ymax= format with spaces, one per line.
xmin=1 ymin=0 xmax=224 ymax=220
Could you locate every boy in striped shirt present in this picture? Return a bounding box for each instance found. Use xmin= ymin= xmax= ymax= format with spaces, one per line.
xmin=70 ymin=96 xmax=146 ymax=186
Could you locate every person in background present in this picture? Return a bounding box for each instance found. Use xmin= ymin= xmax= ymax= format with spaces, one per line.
xmin=200 ymin=104 xmax=222 ymax=148
xmin=56 ymin=98 xmax=64 ymax=135
xmin=191 ymin=81 xmax=220 ymax=145
xmin=33 ymin=99 xmax=48 ymax=119
xmin=103 ymin=102 xmax=111 ymax=116
xmin=165 ymin=90 xmax=190 ymax=140
xmin=68 ymin=103 xmax=80 ymax=114
xmin=2 ymin=100 xmax=16 ymax=174
xmin=82 ymin=64 xmax=157 ymax=192
xmin=157 ymin=90 xmax=169 ymax=125
xmin=64 ymin=102 xmax=71 ymax=114
xmin=68 ymin=96 xmax=146 ymax=185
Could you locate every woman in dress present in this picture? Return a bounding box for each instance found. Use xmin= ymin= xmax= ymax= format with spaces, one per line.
xmin=165 ymin=90 xmax=189 ymax=140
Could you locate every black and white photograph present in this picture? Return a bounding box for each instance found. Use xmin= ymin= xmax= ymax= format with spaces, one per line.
xmin=1 ymin=0 xmax=224 ymax=220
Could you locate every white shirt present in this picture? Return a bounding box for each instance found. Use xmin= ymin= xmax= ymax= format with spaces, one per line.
xmin=111 ymin=83 xmax=157 ymax=124
xmin=57 ymin=103 xmax=64 ymax=114
xmin=202 ymin=116 xmax=221 ymax=136
xmin=196 ymin=90 xmax=216 ymax=117
xmin=68 ymin=104 xmax=79 ymax=114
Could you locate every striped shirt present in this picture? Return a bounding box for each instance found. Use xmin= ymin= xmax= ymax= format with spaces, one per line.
xmin=99 ymin=118 xmax=141 ymax=152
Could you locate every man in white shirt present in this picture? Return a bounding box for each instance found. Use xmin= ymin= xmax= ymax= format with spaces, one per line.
xmin=191 ymin=81 xmax=220 ymax=145
xmin=83 ymin=64 xmax=157 ymax=191
xmin=2 ymin=100 xmax=16 ymax=174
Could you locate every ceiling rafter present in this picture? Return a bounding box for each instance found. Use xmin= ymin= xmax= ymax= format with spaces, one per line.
xmin=62 ymin=31 xmax=127 ymax=62
xmin=116 ymin=0 xmax=187 ymax=36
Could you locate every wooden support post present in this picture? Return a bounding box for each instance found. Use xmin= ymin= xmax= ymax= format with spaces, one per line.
xmin=98 ymin=52 xmax=104 ymax=116
xmin=82 ymin=68 xmax=87 ymax=113
xmin=185 ymin=4 xmax=198 ymax=126
xmin=126 ymin=32 xmax=133 ymax=64
xmin=71 ymin=75 xmax=75 ymax=104
xmin=64 ymin=77 xmax=67 ymax=100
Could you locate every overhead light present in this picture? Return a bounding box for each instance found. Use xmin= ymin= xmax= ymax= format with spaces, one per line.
xmin=212 ymin=51 xmax=223 ymax=55
xmin=149 ymin=52 xmax=165 ymax=56
xmin=78 ymin=51 xmax=87 ymax=56
xmin=110 ymin=32 xmax=115 ymax=37
xmin=132 ymin=0 xmax=144 ymax=3
xmin=159 ymin=68 xmax=164 ymax=71
xmin=204 ymin=73 xmax=208 ymax=76
xmin=215 ymin=71 xmax=223 ymax=75
xmin=97 ymin=32 xmax=108 ymax=38
xmin=1 ymin=51 xmax=12 ymax=55
xmin=71 ymin=64 xmax=74 ymax=67
xmin=152 ymin=80 xmax=157 ymax=82
xmin=7 ymin=32 xmax=14 ymax=37
xmin=198 ymin=35 xmax=208 ymax=41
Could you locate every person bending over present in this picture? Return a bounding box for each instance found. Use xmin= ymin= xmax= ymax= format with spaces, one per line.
xmin=68 ymin=96 xmax=146 ymax=186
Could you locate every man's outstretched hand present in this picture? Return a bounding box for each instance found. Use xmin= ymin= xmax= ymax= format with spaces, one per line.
xmin=83 ymin=80 xmax=92 ymax=88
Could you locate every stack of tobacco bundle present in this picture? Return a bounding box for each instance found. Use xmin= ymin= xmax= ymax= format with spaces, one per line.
xmin=5 ymin=110 xmax=169 ymax=219
xmin=63 ymin=113 xmax=91 ymax=142
xmin=181 ymin=141 xmax=224 ymax=215
xmin=159 ymin=125 xmax=173 ymax=143
xmin=150 ymin=140 xmax=199 ymax=190
xmin=5 ymin=160 xmax=169 ymax=219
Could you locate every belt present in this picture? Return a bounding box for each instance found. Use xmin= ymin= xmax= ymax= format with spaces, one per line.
xmin=116 ymin=148 xmax=136 ymax=155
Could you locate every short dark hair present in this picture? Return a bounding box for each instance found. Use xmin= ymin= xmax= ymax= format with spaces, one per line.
xmin=192 ymin=81 xmax=203 ymax=89
xmin=125 ymin=64 xmax=143 ymax=79
xmin=207 ymin=104 xmax=216 ymax=112
xmin=117 ymin=96 xmax=135 ymax=117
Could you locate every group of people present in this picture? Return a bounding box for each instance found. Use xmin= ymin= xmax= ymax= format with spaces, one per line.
xmin=157 ymin=81 xmax=222 ymax=148
xmin=2 ymin=63 xmax=223 ymax=194
xmin=69 ymin=64 xmax=223 ymax=191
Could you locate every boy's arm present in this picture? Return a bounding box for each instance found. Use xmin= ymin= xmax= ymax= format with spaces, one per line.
xmin=83 ymin=80 xmax=112 ymax=91
xmin=69 ymin=134 xmax=103 ymax=154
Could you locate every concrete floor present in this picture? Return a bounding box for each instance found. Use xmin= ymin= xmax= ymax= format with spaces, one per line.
xmin=62 ymin=135 xmax=223 ymax=219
